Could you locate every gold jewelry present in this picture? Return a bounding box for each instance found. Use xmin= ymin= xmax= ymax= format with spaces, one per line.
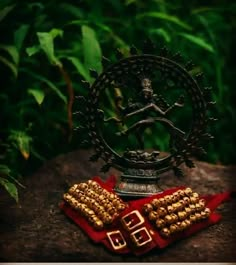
xmin=204 ymin=207 xmax=211 ymax=217
xmin=170 ymin=213 xmax=178 ymax=223
xmin=185 ymin=219 xmax=191 ymax=228
xmin=178 ymin=211 xmax=187 ymax=221
xmin=183 ymin=196 xmax=190 ymax=205
xmin=98 ymin=194 xmax=105 ymax=201
xmin=176 ymin=221 xmax=182 ymax=231
xmin=171 ymin=202 xmax=179 ymax=212
xmin=64 ymin=180 xmax=129 ymax=231
xmin=159 ymin=198 xmax=167 ymax=207
xmin=93 ymin=219 xmax=104 ymax=230
xmin=148 ymin=211 xmax=159 ymax=221
xmin=185 ymin=207 xmax=192 ymax=216
xmin=160 ymin=227 xmax=171 ymax=238
xmin=175 ymin=200 xmax=182 ymax=210
xmin=200 ymin=210 xmax=208 ymax=219
xmin=63 ymin=193 xmax=71 ymax=200
xmin=87 ymin=180 xmax=99 ymax=189
xmin=164 ymin=195 xmax=173 ymax=205
xmin=142 ymin=203 xmax=153 ymax=215
xmin=195 ymin=212 xmax=202 ymax=221
xmin=102 ymin=213 xmax=113 ymax=224
xmin=87 ymin=198 xmax=96 ymax=208
xmin=192 ymin=192 xmax=199 ymax=200
xmin=176 ymin=201 xmax=184 ymax=211
xmin=190 ymin=196 xmax=198 ymax=204
xmin=179 ymin=199 xmax=186 ymax=207
xmin=112 ymin=199 xmax=122 ymax=207
xmin=88 ymin=214 xmax=98 ymax=224
xmin=167 ymin=205 xmax=174 ymax=214
xmin=107 ymin=193 xmax=116 ymax=200
xmin=180 ymin=220 xmax=188 ymax=230
xmin=107 ymin=206 xmax=116 ymax=215
xmin=189 ymin=204 xmax=196 ymax=213
xmin=83 ymin=196 xmax=91 ymax=204
xmin=151 ymin=198 xmax=161 ymax=209
xmin=164 ymin=214 xmax=174 ymax=225
xmin=169 ymin=223 xmax=178 ymax=234
xmin=116 ymin=203 xmax=127 ymax=212
xmin=84 ymin=208 xmax=95 ymax=217
xmin=157 ymin=207 xmax=167 ymax=217
xmin=69 ymin=185 xmax=77 ymax=194
xmin=78 ymin=182 xmax=88 ymax=191
xmin=195 ymin=203 xmax=202 ymax=211
xmin=184 ymin=187 xmax=193 ymax=197
xmin=177 ymin=189 xmax=185 ymax=198
xmin=189 ymin=214 xmax=197 ymax=223
xmin=172 ymin=191 xmax=181 ymax=202
xmin=155 ymin=218 xmax=165 ymax=229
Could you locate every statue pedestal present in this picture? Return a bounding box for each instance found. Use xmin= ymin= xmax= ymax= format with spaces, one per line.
xmin=114 ymin=170 xmax=163 ymax=197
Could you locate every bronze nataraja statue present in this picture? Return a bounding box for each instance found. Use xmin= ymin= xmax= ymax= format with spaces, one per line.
xmin=103 ymin=77 xmax=185 ymax=149
xmin=74 ymin=40 xmax=216 ymax=197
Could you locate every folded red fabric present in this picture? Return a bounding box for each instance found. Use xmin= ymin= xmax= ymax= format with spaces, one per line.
xmin=59 ymin=175 xmax=233 ymax=255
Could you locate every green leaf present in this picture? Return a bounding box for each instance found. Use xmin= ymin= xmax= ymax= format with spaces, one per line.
xmin=0 ymin=4 xmax=15 ymax=23
xmin=125 ymin=0 xmax=136 ymax=5
xmin=14 ymin=24 xmax=30 ymax=51
xmin=0 ymin=164 xmax=24 ymax=189
xmin=26 ymin=45 xmax=41 ymax=56
xmin=37 ymin=32 xmax=57 ymax=65
xmin=136 ymin=12 xmax=192 ymax=31
xmin=64 ymin=20 xmax=88 ymax=27
xmin=82 ymin=25 xmax=102 ymax=77
xmin=49 ymin=28 xmax=63 ymax=39
xmin=191 ymin=7 xmax=218 ymax=14
xmin=28 ymin=2 xmax=44 ymax=10
xmin=36 ymin=29 xmax=63 ymax=66
xmin=59 ymin=3 xmax=83 ymax=18
xmin=8 ymin=130 xmax=32 ymax=160
xmin=64 ymin=56 xmax=90 ymax=81
xmin=28 ymin=88 xmax=45 ymax=105
xmin=0 ymin=44 xmax=19 ymax=65
xmin=0 ymin=164 xmax=11 ymax=176
xmin=95 ymin=22 xmax=112 ymax=33
xmin=0 ymin=55 xmax=18 ymax=77
xmin=178 ymin=33 xmax=215 ymax=53
xmin=111 ymin=34 xmax=128 ymax=48
xmin=0 ymin=177 xmax=18 ymax=202
xmin=150 ymin=28 xmax=171 ymax=42
xmin=21 ymin=69 xmax=67 ymax=103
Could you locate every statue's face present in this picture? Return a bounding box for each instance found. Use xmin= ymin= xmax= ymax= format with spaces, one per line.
xmin=142 ymin=78 xmax=152 ymax=89
xmin=141 ymin=78 xmax=153 ymax=100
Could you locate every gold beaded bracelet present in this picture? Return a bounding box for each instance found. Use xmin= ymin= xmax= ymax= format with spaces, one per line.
xmin=63 ymin=180 xmax=128 ymax=230
xmin=142 ymin=187 xmax=211 ymax=238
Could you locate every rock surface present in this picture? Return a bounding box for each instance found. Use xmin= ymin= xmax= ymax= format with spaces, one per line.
xmin=0 ymin=149 xmax=235 ymax=262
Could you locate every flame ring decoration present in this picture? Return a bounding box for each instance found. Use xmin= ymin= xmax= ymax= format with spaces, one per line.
xmin=84 ymin=54 xmax=214 ymax=176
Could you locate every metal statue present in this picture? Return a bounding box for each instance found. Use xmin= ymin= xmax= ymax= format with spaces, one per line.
xmin=74 ymin=40 xmax=216 ymax=197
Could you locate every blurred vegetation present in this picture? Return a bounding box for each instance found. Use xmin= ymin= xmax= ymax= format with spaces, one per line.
xmin=0 ymin=0 xmax=235 ymax=201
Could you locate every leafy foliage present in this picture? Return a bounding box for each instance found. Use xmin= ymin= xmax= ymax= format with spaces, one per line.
xmin=0 ymin=0 xmax=235 ymax=201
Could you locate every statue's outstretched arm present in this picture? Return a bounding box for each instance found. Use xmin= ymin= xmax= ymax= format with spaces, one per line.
xmin=97 ymin=109 xmax=122 ymax=123
xmin=126 ymin=104 xmax=166 ymax=117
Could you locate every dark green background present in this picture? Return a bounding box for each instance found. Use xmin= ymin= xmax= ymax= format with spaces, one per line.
xmin=0 ymin=0 xmax=235 ymax=201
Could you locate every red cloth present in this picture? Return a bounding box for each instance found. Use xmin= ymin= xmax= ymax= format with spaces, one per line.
xmin=59 ymin=175 xmax=233 ymax=255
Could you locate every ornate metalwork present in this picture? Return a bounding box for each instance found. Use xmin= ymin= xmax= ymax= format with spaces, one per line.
xmin=74 ymin=41 xmax=216 ymax=197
